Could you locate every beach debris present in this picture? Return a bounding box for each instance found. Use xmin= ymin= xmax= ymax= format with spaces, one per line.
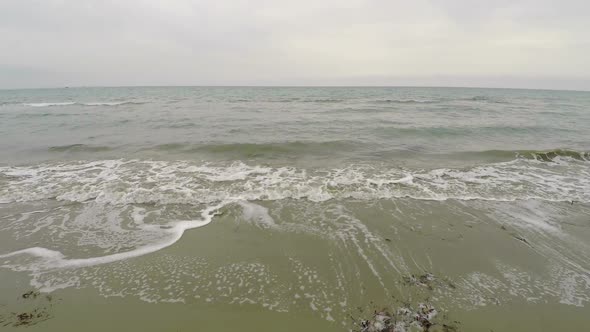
xmin=402 ymin=272 xmax=458 ymax=295
xmin=11 ymin=307 xmax=52 ymax=327
xmin=512 ymin=234 xmax=531 ymax=246
xmin=443 ymin=278 xmax=456 ymax=290
xmin=358 ymin=310 xmax=394 ymax=332
xmin=354 ymin=303 xmax=458 ymax=332
xmin=416 ymin=303 xmax=437 ymax=329
xmin=0 ymin=289 xmax=57 ymax=327
xmin=15 ymin=311 xmax=35 ymax=326
xmin=403 ymin=273 xmax=436 ymax=290
xmin=21 ymin=291 xmax=40 ymax=299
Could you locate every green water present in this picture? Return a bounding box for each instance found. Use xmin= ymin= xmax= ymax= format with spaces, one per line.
xmin=1 ymin=87 xmax=590 ymax=331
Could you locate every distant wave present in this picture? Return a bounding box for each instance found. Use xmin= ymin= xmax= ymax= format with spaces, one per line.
xmin=23 ymin=102 xmax=77 ymax=107
xmin=460 ymin=96 xmax=510 ymax=104
xmin=371 ymin=96 xmax=510 ymax=104
xmin=22 ymin=101 xmax=144 ymax=107
xmin=82 ymin=101 xmax=144 ymax=106
xmin=374 ymin=125 xmax=579 ymax=139
xmin=371 ymin=99 xmax=439 ymax=104
xmin=48 ymin=144 xmax=113 ymax=153
xmin=228 ymin=98 xmax=343 ymax=103
xmin=148 ymin=141 xmax=359 ymax=157
xmin=302 ymin=99 xmax=344 ymax=103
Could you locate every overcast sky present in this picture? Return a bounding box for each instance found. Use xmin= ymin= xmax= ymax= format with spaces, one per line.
xmin=1 ymin=0 xmax=589 ymax=90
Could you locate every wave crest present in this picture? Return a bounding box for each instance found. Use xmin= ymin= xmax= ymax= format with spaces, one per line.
xmin=149 ymin=141 xmax=358 ymax=158
xmin=48 ymin=144 xmax=113 ymax=153
xmin=517 ymin=149 xmax=590 ymax=162
xmin=23 ymin=102 xmax=76 ymax=107
xmin=1 ymin=157 xmax=588 ymax=205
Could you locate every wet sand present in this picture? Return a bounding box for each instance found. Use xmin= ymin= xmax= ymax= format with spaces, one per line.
xmin=2 ymin=199 xmax=589 ymax=331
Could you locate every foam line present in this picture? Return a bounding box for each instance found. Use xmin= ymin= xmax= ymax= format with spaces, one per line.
xmin=0 ymin=202 xmax=227 ymax=271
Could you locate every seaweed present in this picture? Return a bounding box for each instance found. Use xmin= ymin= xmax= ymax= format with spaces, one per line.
xmin=21 ymin=290 xmax=40 ymax=299
xmin=353 ymin=272 xmax=460 ymax=331
xmin=512 ymin=234 xmax=531 ymax=247
xmin=0 ymin=289 xmax=58 ymax=327
xmin=403 ymin=273 xmax=436 ymax=290
xmin=352 ymin=302 xmax=459 ymax=332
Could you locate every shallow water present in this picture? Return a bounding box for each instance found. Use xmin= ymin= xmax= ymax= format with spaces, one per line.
xmin=1 ymin=87 xmax=589 ymax=330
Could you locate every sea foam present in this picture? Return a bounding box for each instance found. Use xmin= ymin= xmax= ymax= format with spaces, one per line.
xmin=0 ymin=157 xmax=588 ymax=205
xmin=0 ymin=202 xmax=226 ymax=271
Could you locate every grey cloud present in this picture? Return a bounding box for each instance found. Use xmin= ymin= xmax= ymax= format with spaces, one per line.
xmin=0 ymin=0 xmax=589 ymax=90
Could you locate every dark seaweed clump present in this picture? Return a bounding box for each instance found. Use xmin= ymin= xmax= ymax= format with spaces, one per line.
xmin=352 ymin=303 xmax=459 ymax=332
xmin=352 ymin=272 xmax=460 ymax=331
xmin=0 ymin=290 xmax=57 ymax=328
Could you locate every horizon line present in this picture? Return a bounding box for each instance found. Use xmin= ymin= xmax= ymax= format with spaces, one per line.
xmin=1 ymin=84 xmax=589 ymax=93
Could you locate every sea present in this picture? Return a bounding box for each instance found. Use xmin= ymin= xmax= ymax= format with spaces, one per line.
xmin=0 ymin=87 xmax=589 ymax=331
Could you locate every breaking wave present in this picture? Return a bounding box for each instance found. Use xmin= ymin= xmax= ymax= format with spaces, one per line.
xmin=0 ymin=156 xmax=588 ymax=205
xmin=453 ymin=149 xmax=590 ymax=162
xmin=516 ymin=149 xmax=590 ymax=162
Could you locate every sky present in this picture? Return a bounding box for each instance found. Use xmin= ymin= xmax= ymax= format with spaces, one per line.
xmin=1 ymin=0 xmax=589 ymax=90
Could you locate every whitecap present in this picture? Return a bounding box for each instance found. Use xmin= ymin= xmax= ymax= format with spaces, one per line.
xmin=23 ymin=102 xmax=76 ymax=107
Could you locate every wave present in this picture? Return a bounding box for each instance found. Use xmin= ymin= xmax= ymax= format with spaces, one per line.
xmin=302 ymin=99 xmax=343 ymax=103
xmin=517 ymin=149 xmax=590 ymax=162
xmin=460 ymin=96 xmax=510 ymax=104
xmin=23 ymin=102 xmax=76 ymax=107
xmin=227 ymin=98 xmax=343 ymax=103
xmin=148 ymin=141 xmax=359 ymax=157
xmin=43 ymin=143 xmax=589 ymax=164
xmin=368 ymin=96 xmax=508 ymax=104
xmin=453 ymin=149 xmax=590 ymax=163
xmin=48 ymin=144 xmax=113 ymax=153
xmin=0 ymin=101 xmax=19 ymax=107
xmin=371 ymin=99 xmax=438 ymax=104
xmin=227 ymin=98 xmax=445 ymax=104
xmin=0 ymin=157 xmax=588 ymax=278
xmin=374 ymin=125 xmax=577 ymax=139
xmin=82 ymin=101 xmax=144 ymax=106
xmin=0 ymin=202 xmax=225 ymax=271
xmin=22 ymin=101 xmax=144 ymax=107
xmin=0 ymin=157 xmax=588 ymax=205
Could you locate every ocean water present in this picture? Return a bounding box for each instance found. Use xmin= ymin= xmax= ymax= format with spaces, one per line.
xmin=1 ymin=87 xmax=589 ymax=331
